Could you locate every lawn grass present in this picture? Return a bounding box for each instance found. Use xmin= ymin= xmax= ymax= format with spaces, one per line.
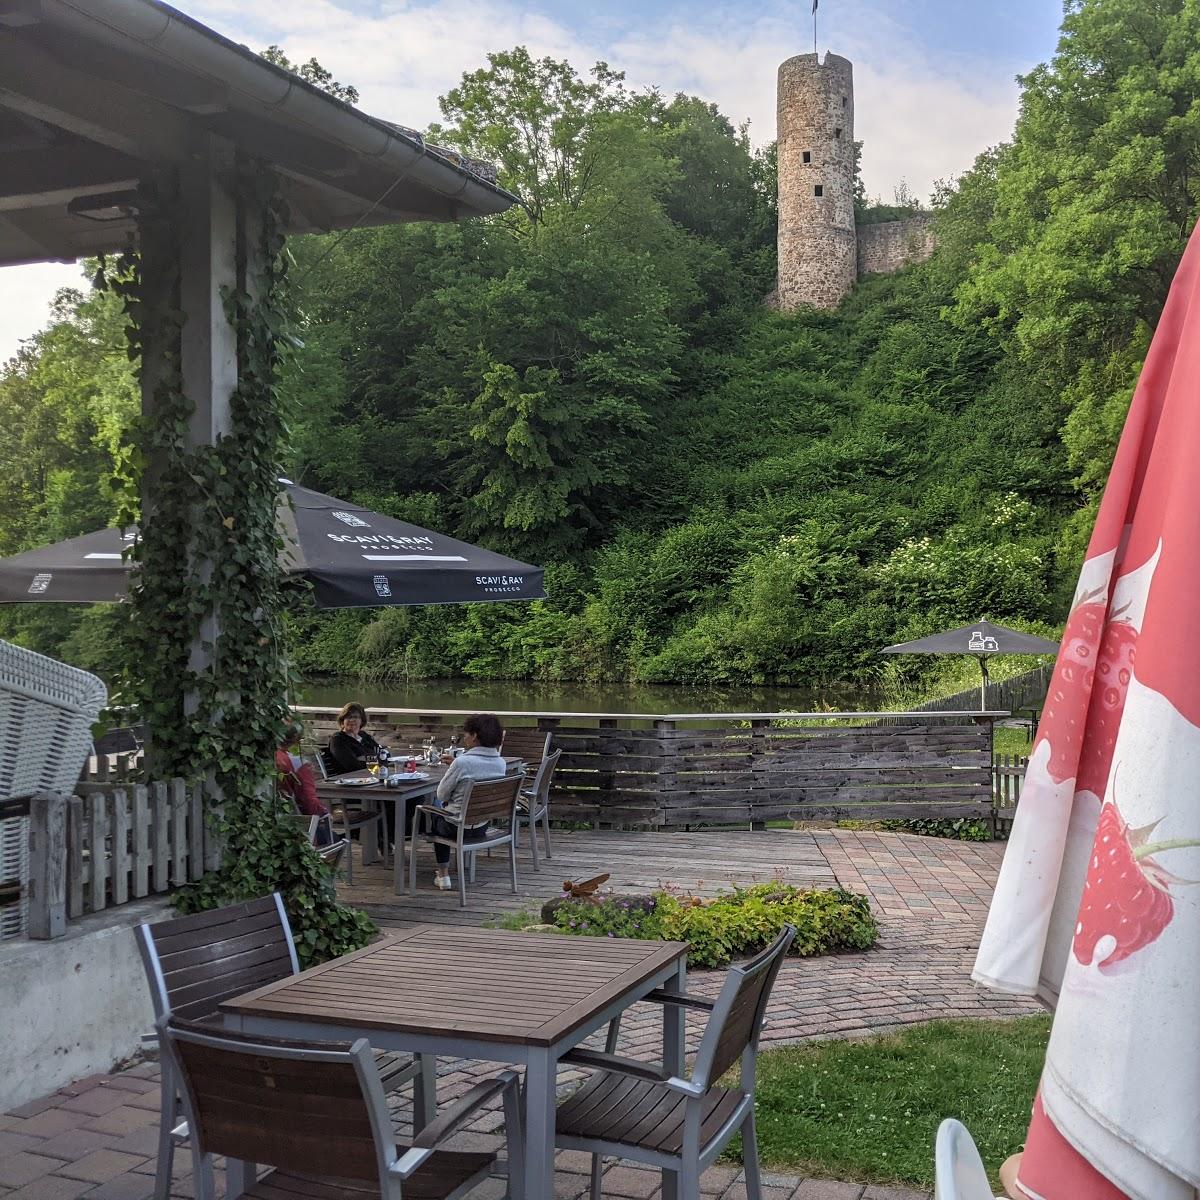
xmin=748 ymin=1015 xmax=1050 ymax=1190
xmin=993 ymin=725 xmax=1034 ymax=758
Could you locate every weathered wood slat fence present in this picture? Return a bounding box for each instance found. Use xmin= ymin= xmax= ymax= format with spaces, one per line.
xmin=26 ymin=780 xmax=221 ymax=939
xmin=298 ymin=707 xmax=1001 ymax=828
xmin=993 ymin=752 xmax=1028 ymax=834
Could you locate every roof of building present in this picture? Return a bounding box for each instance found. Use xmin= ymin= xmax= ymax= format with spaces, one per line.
xmin=0 ymin=0 xmax=517 ymax=266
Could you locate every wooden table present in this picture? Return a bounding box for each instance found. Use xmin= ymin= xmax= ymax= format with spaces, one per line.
xmin=318 ymin=759 xmax=524 ymax=893
xmin=221 ymin=925 xmax=689 ymax=1200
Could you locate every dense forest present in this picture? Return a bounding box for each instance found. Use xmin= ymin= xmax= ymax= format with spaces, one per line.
xmin=0 ymin=0 xmax=1196 ymax=697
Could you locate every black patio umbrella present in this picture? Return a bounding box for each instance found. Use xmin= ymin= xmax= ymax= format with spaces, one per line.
xmin=0 ymin=481 xmax=546 ymax=608
xmin=881 ymin=618 xmax=1060 ymax=709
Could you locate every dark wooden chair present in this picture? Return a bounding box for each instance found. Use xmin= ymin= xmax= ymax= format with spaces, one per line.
xmin=555 ymin=924 xmax=797 ymax=1200
xmin=515 ymin=748 xmax=561 ymax=870
xmin=500 ymin=728 xmax=552 ymax=772
xmin=160 ymin=1014 xmax=522 ymax=1200
xmin=408 ymin=774 xmax=524 ymax=906
xmin=136 ymin=895 xmax=435 ymax=1200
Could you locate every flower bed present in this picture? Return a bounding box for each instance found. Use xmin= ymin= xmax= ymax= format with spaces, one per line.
xmin=549 ymin=883 xmax=878 ymax=968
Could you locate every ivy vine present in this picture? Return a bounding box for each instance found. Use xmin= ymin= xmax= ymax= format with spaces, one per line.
xmin=100 ymin=161 xmax=375 ymax=966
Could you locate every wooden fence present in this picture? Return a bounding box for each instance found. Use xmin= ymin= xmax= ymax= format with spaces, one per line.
xmin=298 ymin=707 xmax=999 ymax=828
xmin=993 ymin=752 xmax=1028 ymax=834
xmin=26 ymin=779 xmax=221 ymax=939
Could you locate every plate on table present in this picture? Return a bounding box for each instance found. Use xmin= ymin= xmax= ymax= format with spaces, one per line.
xmin=390 ymin=771 xmax=430 ymax=783
xmin=336 ymin=776 xmax=380 ymax=787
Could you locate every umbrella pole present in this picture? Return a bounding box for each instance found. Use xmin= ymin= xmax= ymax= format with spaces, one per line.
xmin=979 ymin=655 xmax=990 ymax=711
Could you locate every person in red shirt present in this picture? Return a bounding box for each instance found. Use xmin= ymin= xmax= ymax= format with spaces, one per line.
xmin=276 ymin=722 xmax=334 ymax=846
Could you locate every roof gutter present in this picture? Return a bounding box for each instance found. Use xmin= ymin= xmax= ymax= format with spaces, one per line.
xmin=42 ymin=0 xmax=517 ymax=217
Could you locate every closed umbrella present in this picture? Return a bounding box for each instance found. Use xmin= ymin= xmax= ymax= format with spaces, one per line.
xmin=0 ymin=481 xmax=546 ymax=608
xmin=972 ymin=220 xmax=1200 ymax=1199
xmin=881 ymin=619 xmax=1059 ymax=710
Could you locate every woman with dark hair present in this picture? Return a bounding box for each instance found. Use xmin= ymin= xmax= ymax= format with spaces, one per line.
xmin=326 ymin=702 xmax=384 ymax=775
xmin=426 ymin=713 xmax=508 ymax=890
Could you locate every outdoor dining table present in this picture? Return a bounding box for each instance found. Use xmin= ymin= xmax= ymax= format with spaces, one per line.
xmin=316 ymin=757 xmax=524 ymax=893
xmin=220 ymin=924 xmax=690 ymax=1200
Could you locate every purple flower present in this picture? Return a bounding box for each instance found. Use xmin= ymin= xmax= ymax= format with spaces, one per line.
xmin=607 ymin=932 xmax=615 ymax=937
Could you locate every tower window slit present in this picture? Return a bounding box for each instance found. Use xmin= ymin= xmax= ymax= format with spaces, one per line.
xmin=802 ymin=150 xmax=812 ymax=163
xmin=814 ymin=184 xmax=823 ymax=197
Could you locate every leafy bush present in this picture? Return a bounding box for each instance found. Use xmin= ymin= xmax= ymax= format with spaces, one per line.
xmin=839 ymin=817 xmax=993 ymax=842
xmin=551 ymin=883 xmax=877 ymax=968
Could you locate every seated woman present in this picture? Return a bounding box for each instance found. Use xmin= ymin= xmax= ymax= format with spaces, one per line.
xmin=426 ymin=713 xmax=508 ymax=891
xmin=327 ymin=702 xmax=396 ymax=853
xmin=276 ymin=722 xmax=334 ymax=847
xmin=326 ymin=702 xmax=384 ymax=774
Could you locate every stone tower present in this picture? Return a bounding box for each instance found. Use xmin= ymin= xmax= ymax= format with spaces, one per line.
xmin=776 ymin=52 xmax=856 ymax=310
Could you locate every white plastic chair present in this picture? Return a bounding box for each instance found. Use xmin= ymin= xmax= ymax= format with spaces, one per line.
xmin=0 ymin=640 xmax=107 ymax=939
xmin=935 ymin=1119 xmax=1006 ymax=1200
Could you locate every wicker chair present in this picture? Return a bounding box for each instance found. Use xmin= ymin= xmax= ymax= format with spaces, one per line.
xmin=0 ymin=639 xmax=107 ymax=940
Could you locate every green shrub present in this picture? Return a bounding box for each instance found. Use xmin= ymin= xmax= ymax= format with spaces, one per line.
xmin=551 ymin=883 xmax=877 ymax=968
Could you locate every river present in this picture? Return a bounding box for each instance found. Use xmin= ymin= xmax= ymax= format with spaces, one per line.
xmin=297 ymin=676 xmax=886 ymax=715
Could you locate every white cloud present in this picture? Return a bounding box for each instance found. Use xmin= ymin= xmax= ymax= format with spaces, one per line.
xmin=0 ymin=0 xmax=1026 ymax=361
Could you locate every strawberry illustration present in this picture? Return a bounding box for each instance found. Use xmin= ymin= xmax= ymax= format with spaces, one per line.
xmin=1076 ymin=615 xmax=1136 ymax=798
xmin=1073 ymin=801 xmax=1198 ymax=970
xmin=1042 ymin=590 xmax=1106 ymax=782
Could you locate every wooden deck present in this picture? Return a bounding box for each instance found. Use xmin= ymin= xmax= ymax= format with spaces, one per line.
xmin=335 ymin=828 xmax=839 ymax=928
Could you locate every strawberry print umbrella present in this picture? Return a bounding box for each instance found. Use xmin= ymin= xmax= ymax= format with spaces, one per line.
xmin=972 ymin=221 xmax=1200 ymax=1199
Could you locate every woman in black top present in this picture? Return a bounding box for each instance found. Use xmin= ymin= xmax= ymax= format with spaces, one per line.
xmin=326 ymin=702 xmax=384 ymax=774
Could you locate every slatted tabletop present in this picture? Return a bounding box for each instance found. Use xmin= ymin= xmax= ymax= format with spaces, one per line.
xmin=221 ymin=925 xmax=688 ymax=1046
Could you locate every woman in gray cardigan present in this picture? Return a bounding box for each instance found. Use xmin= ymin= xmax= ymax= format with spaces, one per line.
xmin=429 ymin=713 xmax=508 ymax=890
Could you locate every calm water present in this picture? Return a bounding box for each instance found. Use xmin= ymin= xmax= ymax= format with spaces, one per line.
xmin=297 ymin=676 xmax=885 ymax=716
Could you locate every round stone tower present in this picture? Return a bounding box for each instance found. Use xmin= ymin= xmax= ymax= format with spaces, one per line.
xmin=776 ymin=52 xmax=856 ymax=310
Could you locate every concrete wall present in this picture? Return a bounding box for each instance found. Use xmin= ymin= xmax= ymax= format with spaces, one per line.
xmin=856 ymin=213 xmax=937 ymax=278
xmin=1 ymin=898 xmax=167 ymax=1110
xmin=776 ymin=52 xmax=856 ymax=311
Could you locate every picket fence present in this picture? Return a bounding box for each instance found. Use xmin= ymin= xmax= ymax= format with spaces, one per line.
xmin=26 ymin=779 xmax=221 ymax=939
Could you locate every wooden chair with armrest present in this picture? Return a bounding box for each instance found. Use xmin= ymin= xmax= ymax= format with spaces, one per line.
xmin=554 ymin=924 xmax=797 ymax=1200
xmin=136 ymin=894 xmax=436 ymax=1200
xmin=160 ymin=1014 xmax=523 ymax=1200
xmin=408 ymin=773 xmax=525 ymax=906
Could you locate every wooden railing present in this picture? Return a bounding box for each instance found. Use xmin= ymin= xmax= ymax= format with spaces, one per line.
xmin=297 ymin=707 xmax=1001 ymax=829
xmin=26 ymin=779 xmax=221 ymax=939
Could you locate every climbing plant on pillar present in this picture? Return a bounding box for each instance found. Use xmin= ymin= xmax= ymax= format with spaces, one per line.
xmin=101 ymin=162 xmax=375 ymax=966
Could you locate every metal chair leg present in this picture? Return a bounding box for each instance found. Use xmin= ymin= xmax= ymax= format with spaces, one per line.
xmin=590 ymin=1154 xmax=604 ymax=1200
xmin=153 ymin=1059 xmax=177 ymax=1200
xmin=528 ymin=814 xmax=540 ymax=872
xmin=457 ymin=844 xmax=467 ymax=907
xmin=509 ymin=835 xmax=518 ymax=893
xmin=541 ymin=811 xmax=553 ymax=860
xmin=741 ymin=1109 xmax=762 ymax=1200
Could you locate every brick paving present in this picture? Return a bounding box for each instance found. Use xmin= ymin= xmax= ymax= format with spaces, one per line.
xmin=1 ymin=830 xmax=1039 ymax=1200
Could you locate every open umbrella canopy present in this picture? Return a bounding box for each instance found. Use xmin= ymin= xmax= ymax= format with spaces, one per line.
xmin=881 ymin=619 xmax=1060 ymax=657
xmin=0 ymin=482 xmax=546 ymax=609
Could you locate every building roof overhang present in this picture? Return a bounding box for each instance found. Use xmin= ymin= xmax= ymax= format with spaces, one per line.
xmin=0 ymin=0 xmax=517 ymax=266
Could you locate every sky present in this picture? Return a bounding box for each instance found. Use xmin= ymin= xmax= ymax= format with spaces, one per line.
xmin=0 ymin=0 xmax=1064 ymax=363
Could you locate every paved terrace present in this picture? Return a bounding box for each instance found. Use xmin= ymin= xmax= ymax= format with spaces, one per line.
xmin=0 ymin=830 xmax=1041 ymax=1199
